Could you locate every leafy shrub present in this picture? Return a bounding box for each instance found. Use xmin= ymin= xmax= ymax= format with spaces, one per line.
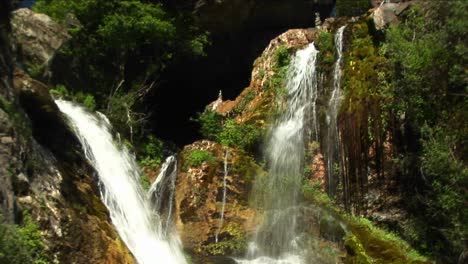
xmin=0 ymin=213 xmax=49 ymax=264
xmin=0 ymin=220 xmax=32 ymax=264
xmin=217 ymin=119 xmax=262 ymax=151
xmin=185 ymin=150 xmax=216 ymax=167
xmin=49 ymin=84 xmax=69 ymax=98
xmin=193 ymin=109 xmax=223 ymax=140
xmin=139 ymin=135 xmax=165 ymax=169
xmin=316 ymin=31 xmax=335 ymax=72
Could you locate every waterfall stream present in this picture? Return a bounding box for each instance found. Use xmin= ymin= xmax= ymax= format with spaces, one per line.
xmin=239 ymin=43 xmax=320 ymax=264
xmin=325 ymin=25 xmax=346 ymax=197
xmin=215 ymin=149 xmax=229 ymax=243
xmin=56 ymin=100 xmax=186 ymax=264
xmin=148 ymin=155 xmax=178 ymax=237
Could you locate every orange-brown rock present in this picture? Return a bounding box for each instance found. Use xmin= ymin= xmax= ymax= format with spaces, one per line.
xmin=176 ymin=140 xmax=259 ymax=258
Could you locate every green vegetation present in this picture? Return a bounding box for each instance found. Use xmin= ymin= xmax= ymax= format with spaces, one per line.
xmin=193 ymin=109 xmax=223 ymax=141
xmin=0 ymin=214 xmax=49 ymax=264
xmin=233 ymin=90 xmax=256 ymax=115
xmin=217 ymin=119 xmax=262 ymax=151
xmin=203 ymin=222 xmax=246 ymax=255
xmin=333 ymin=1 xmax=467 ymax=262
xmin=301 ymin=181 xmax=429 ymax=263
xmin=266 ymin=45 xmax=291 ymax=97
xmin=316 ymin=31 xmax=335 ymax=72
xmin=138 ymin=135 xmax=165 ymax=169
xmin=185 ymin=150 xmax=216 ymax=167
xmin=336 ymin=0 xmax=371 ymax=17
xmin=34 ymin=0 xmax=209 ymax=143
xmin=50 ymin=84 xmax=96 ymax=111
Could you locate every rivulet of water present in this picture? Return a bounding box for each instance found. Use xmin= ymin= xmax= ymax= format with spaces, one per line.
xmin=325 ymin=25 xmax=346 ymax=197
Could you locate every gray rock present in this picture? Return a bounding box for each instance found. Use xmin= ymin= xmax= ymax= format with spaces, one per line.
xmin=11 ymin=8 xmax=70 ymax=66
xmin=372 ymin=2 xmax=411 ymax=30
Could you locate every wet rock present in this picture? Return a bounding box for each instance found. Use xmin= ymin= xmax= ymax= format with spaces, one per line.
xmin=11 ymin=8 xmax=70 ymax=66
xmin=176 ymin=140 xmax=258 ymax=258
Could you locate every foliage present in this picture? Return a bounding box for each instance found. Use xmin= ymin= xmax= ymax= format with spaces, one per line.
xmin=105 ymin=88 xmax=148 ymax=142
xmin=273 ymin=46 xmax=290 ymax=68
xmin=233 ymin=90 xmax=256 ymax=115
xmin=202 ymin=222 xmax=246 ymax=255
xmin=139 ymin=174 xmax=151 ymax=191
xmin=217 ymin=119 xmax=262 ymax=151
xmin=185 ymin=150 xmax=216 ymax=167
xmin=316 ymin=31 xmax=335 ymax=72
xmin=266 ymin=46 xmax=291 ymax=97
xmin=378 ymin=2 xmax=468 ymax=261
xmin=25 ymin=63 xmax=44 ymax=80
xmin=301 ymin=181 xmax=429 ymax=263
xmin=34 ymin=0 xmax=208 ymax=103
xmin=35 ymin=0 xmax=209 ymax=143
xmin=49 ymin=84 xmax=69 ymax=98
xmin=138 ymin=135 xmax=165 ymax=168
xmin=17 ymin=214 xmax=49 ymax=264
xmin=336 ymin=0 xmax=371 ymax=17
xmin=50 ymin=84 xmax=96 ymax=111
xmin=0 ymin=219 xmax=32 ymax=264
xmin=0 ymin=214 xmax=49 ymax=264
xmin=193 ymin=109 xmax=223 ymax=141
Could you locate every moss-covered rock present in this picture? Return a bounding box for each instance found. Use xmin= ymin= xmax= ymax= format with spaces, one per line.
xmin=176 ymin=140 xmax=259 ymax=258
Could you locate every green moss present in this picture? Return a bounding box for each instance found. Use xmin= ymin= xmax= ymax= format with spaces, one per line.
xmin=316 ymin=31 xmax=335 ymax=73
xmin=233 ymin=90 xmax=256 ymax=115
xmin=232 ymin=152 xmax=259 ymax=185
xmin=344 ymin=234 xmax=373 ymax=264
xmin=302 ymin=182 xmax=430 ymax=263
xmin=203 ymin=222 xmax=246 ymax=256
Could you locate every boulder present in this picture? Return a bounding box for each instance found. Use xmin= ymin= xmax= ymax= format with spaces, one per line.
xmin=11 ymin=8 xmax=70 ymax=66
xmin=372 ymin=2 xmax=411 ymax=30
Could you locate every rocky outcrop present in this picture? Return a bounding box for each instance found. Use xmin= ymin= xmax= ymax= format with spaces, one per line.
xmin=2 ymin=7 xmax=134 ymax=263
xmin=11 ymin=8 xmax=70 ymax=66
xmin=176 ymin=140 xmax=259 ymax=260
xmin=9 ymin=68 xmax=135 ymax=263
xmin=371 ymin=1 xmax=411 ymax=30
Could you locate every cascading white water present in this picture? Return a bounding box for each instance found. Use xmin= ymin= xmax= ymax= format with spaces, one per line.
xmin=215 ymin=149 xmax=229 ymax=243
xmin=325 ymin=25 xmax=346 ymax=197
xmin=148 ymin=155 xmax=178 ymax=236
xmin=239 ymin=43 xmax=320 ymax=264
xmin=55 ymin=100 xmax=186 ymax=264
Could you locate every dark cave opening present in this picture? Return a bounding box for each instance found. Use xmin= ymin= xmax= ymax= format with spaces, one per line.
xmin=148 ymin=1 xmax=335 ymax=147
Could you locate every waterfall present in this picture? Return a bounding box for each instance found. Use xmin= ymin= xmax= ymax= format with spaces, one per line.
xmin=148 ymin=155 xmax=178 ymax=237
xmin=240 ymin=43 xmax=319 ymax=263
xmin=215 ymin=149 xmax=229 ymax=243
xmin=325 ymin=25 xmax=346 ymax=197
xmin=55 ymin=100 xmax=186 ymax=264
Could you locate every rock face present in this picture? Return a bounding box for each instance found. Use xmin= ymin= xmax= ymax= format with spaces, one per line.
xmin=1 ymin=7 xmax=135 ymax=263
xmin=372 ymin=1 xmax=411 ymax=30
xmin=176 ymin=140 xmax=259 ymax=260
xmin=10 ymin=68 xmax=135 ymax=263
xmin=11 ymin=8 xmax=70 ymax=66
